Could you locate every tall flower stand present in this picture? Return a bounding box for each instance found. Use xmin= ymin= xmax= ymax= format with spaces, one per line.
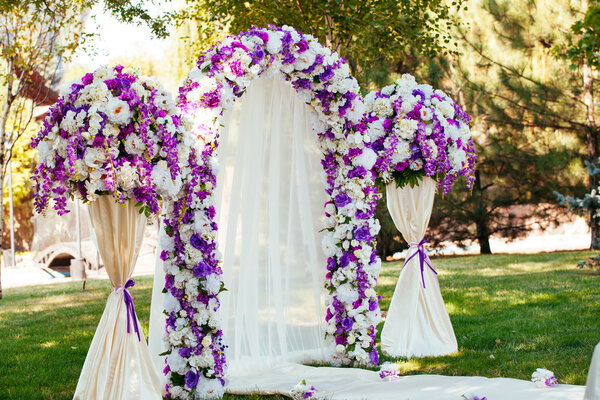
xmin=73 ymin=197 xmax=161 ymax=400
xmin=380 ymin=177 xmax=458 ymax=358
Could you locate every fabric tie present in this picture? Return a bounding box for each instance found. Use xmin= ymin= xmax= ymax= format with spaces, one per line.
xmin=405 ymin=238 xmax=437 ymax=289
xmin=115 ymin=279 xmax=141 ymax=341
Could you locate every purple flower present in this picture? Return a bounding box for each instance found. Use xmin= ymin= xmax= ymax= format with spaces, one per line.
xmin=354 ymin=226 xmax=371 ymax=242
xmin=339 ymin=252 xmax=350 ymax=268
xmin=341 ymin=317 xmax=353 ymax=331
xmin=185 ymin=370 xmax=199 ymax=389
xmin=178 ymin=347 xmax=191 ymax=358
xmin=369 ymin=349 xmax=379 ymax=365
xmin=193 ymin=261 xmax=214 ymax=278
xmin=334 ymin=193 xmax=352 ymax=208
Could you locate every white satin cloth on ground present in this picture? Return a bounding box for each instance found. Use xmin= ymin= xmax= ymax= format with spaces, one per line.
xmin=227 ymin=362 xmax=585 ymax=400
xmin=381 ymin=177 xmax=458 ymax=358
xmin=74 ymin=197 xmax=161 ymax=400
xmin=216 ymin=75 xmax=329 ymax=376
xmin=584 ymin=342 xmax=600 ymax=399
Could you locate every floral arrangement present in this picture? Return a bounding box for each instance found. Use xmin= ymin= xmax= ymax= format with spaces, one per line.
xmin=291 ymin=380 xmax=319 ymax=400
xmin=364 ymin=73 xmax=476 ymax=194
xmin=378 ymin=362 xmax=400 ymax=381
xmin=177 ymin=24 xmax=382 ymax=373
xmin=31 ymin=65 xmax=192 ymax=215
xmin=531 ymin=368 xmax=558 ymax=388
xmin=462 ymin=394 xmax=487 ymax=400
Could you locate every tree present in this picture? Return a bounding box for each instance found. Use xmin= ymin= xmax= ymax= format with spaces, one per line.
xmin=405 ymin=0 xmax=590 ymax=254
xmin=174 ymin=0 xmax=465 ymax=85
xmin=553 ymin=0 xmax=600 ymax=249
xmin=0 ymin=0 xmax=91 ymax=298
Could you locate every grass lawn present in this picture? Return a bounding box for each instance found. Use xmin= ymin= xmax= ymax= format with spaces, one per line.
xmin=0 ymin=250 xmax=598 ymax=399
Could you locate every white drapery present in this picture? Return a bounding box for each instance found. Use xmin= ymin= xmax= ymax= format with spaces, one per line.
xmin=380 ymin=177 xmax=458 ymax=358
xmin=584 ymin=342 xmax=600 ymax=399
xmin=74 ymin=196 xmax=161 ymax=400
xmin=216 ymin=75 xmax=329 ymax=376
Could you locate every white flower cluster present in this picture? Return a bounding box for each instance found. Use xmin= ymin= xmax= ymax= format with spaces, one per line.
xmin=290 ymin=380 xmax=319 ymax=400
xmin=531 ymin=368 xmax=558 ymax=388
xmin=378 ymin=362 xmax=400 ymax=381
xmin=364 ymin=73 xmax=473 ymax=185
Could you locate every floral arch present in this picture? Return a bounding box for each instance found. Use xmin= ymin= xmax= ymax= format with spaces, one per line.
xmin=159 ymin=25 xmax=383 ymax=398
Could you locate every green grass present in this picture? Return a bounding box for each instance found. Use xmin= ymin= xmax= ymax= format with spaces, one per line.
xmin=0 ymin=250 xmax=598 ymax=399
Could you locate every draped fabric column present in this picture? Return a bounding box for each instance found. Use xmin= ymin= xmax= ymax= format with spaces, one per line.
xmin=380 ymin=177 xmax=458 ymax=358
xmin=73 ymin=196 xmax=161 ymax=400
xmin=584 ymin=342 xmax=600 ymax=399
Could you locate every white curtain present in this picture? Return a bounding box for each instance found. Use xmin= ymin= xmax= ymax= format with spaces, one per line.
xmin=148 ymin=218 xmax=167 ymax=380
xmin=74 ymin=196 xmax=161 ymax=400
xmin=380 ymin=177 xmax=458 ymax=358
xmin=216 ymin=75 xmax=329 ymax=377
xmin=584 ymin=342 xmax=600 ymax=399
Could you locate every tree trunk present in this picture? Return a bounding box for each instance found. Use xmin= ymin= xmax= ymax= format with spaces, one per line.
xmin=583 ymin=61 xmax=599 ymax=249
xmin=0 ymin=65 xmax=13 ymax=301
xmin=472 ymin=169 xmax=492 ymax=254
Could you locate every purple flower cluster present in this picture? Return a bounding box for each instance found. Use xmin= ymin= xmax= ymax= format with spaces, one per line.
xmin=31 ymin=65 xmax=189 ymax=215
xmin=365 ymin=74 xmax=476 ymax=194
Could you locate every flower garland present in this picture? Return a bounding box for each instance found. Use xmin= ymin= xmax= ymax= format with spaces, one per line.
xmin=176 ymin=24 xmax=382 ymax=384
xmin=364 ymin=74 xmax=476 ymax=194
xmin=31 ymin=65 xmax=192 ymax=214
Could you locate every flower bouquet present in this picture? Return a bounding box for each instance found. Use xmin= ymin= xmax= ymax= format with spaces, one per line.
xmin=531 ymin=368 xmax=558 ymax=388
xmin=365 ymin=73 xmax=476 ymax=194
xmin=31 ymin=64 xmax=195 ymax=216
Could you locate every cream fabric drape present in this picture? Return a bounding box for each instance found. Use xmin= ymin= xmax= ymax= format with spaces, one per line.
xmin=73 ymin=196 xmax=161 ymax=400
xmin=380 ymin=177 xmax=458 ymax=358
xmin=217 ymin=75 xmax=328 ymax=376
xmin=584 ymin=342 xmax=600 ymax=399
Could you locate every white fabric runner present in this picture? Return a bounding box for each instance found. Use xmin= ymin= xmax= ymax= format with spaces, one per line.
xmin=227 ymin=362 xmax=584 ymax=399
xmin=381 ymin=177 xmax=458 ymax=358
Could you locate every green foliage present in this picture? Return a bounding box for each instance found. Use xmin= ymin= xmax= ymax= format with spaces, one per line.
xmin=1 ymin=252 xmax=598 ymax=399
xmin=175 ymin=0 xmax=466 ymax=84
xmin=561 ymin=0 xmax=600 ymax=69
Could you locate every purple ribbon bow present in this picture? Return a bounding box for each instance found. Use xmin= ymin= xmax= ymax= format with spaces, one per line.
xmin=115 ymin=279 xmax=141 ymax=341
xmin=404 ymin=237 xmax=437 ymax=289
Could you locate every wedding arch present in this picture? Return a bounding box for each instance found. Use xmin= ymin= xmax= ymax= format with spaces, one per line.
xmin=156 ymin=25 xmax=383 ymax=398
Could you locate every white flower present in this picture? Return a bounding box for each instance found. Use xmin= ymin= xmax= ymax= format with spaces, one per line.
xmin=152 ymin=160 xmax=183 ymax=198
xmin=106 ymin=98 xmax=133 ymax=125
xmin=354 ymin=147 xmax=377 ymax=170
xmin=116 ymin=161 xmax=139 ymax=190
xmin=195 ymin=374 xmax=225 ymax=399
xmin=84 ymin=147 xmax=106 ymax=169
xmin=167 ymin=350 xmax=188 ymax=374
xmin=420 ymin=107 xmax=433 ymax=121
xmin=124 ymin=133 xmax=147 ymax=155
xmin=531 ymin=368 xmax=557 ymax=388
xmin=336 ymin=283 xmax=359 ymax=304
xmin=321 ymin=234 xmax=338 ymax=258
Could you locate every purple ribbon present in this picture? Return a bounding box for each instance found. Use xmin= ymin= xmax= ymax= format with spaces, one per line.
xmin=404 ymin=238 xmax=437 ymax=288
xmin=115 ymin=279 xmax=141 ymax=341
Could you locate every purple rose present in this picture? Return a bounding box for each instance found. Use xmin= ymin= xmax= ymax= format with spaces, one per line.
xmin=335 ymin=335 xmax=347 ymax=345
xmin=230 ymin=60 xmax=244 ymax=77
xmin=190 ymin=233 xmax=205 ymax=251
xmin=339 ymin=252 xmax=350 ymax=268
xmin=334 ymin=193 xmax=352 ymax=208
xmin=369 ymin=299 xmax=378 ymax=312
xmin=354 ymin=226 xmax=371 ymax=242
xmin=296 ymin=40 xmax=309 ymax=53
xmin=193 ymin=261 xmax=213 ymax=278
xmin=185 ymin=370 xmax=199 ymax=389
xmin=369 ymin=349 xmax=379 ymax=365
xmin=179 ymin=347 xmax=191 ymax=358
xmin=341 ymin=317 xmax=353 ymax=331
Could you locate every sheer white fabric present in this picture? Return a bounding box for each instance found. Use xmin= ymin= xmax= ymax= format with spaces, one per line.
xmin=216 ymin=76 xmax=329 ymax=377
xmin=584 ymin=342 xmax=600 ymax=399
xmin=148 ymin=218 xmax=167 ymax=381
xmin=381 ymin=177 xmax=458 ymax=358
xmin=74 ymin=196 xmax=161 ymax=400
xmin=227 ymin=362 xmax=585 ymax=399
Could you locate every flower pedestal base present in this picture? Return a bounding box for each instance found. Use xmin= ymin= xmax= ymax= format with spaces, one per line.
xmin=380 ymin=177 xmax=457 ymax=358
